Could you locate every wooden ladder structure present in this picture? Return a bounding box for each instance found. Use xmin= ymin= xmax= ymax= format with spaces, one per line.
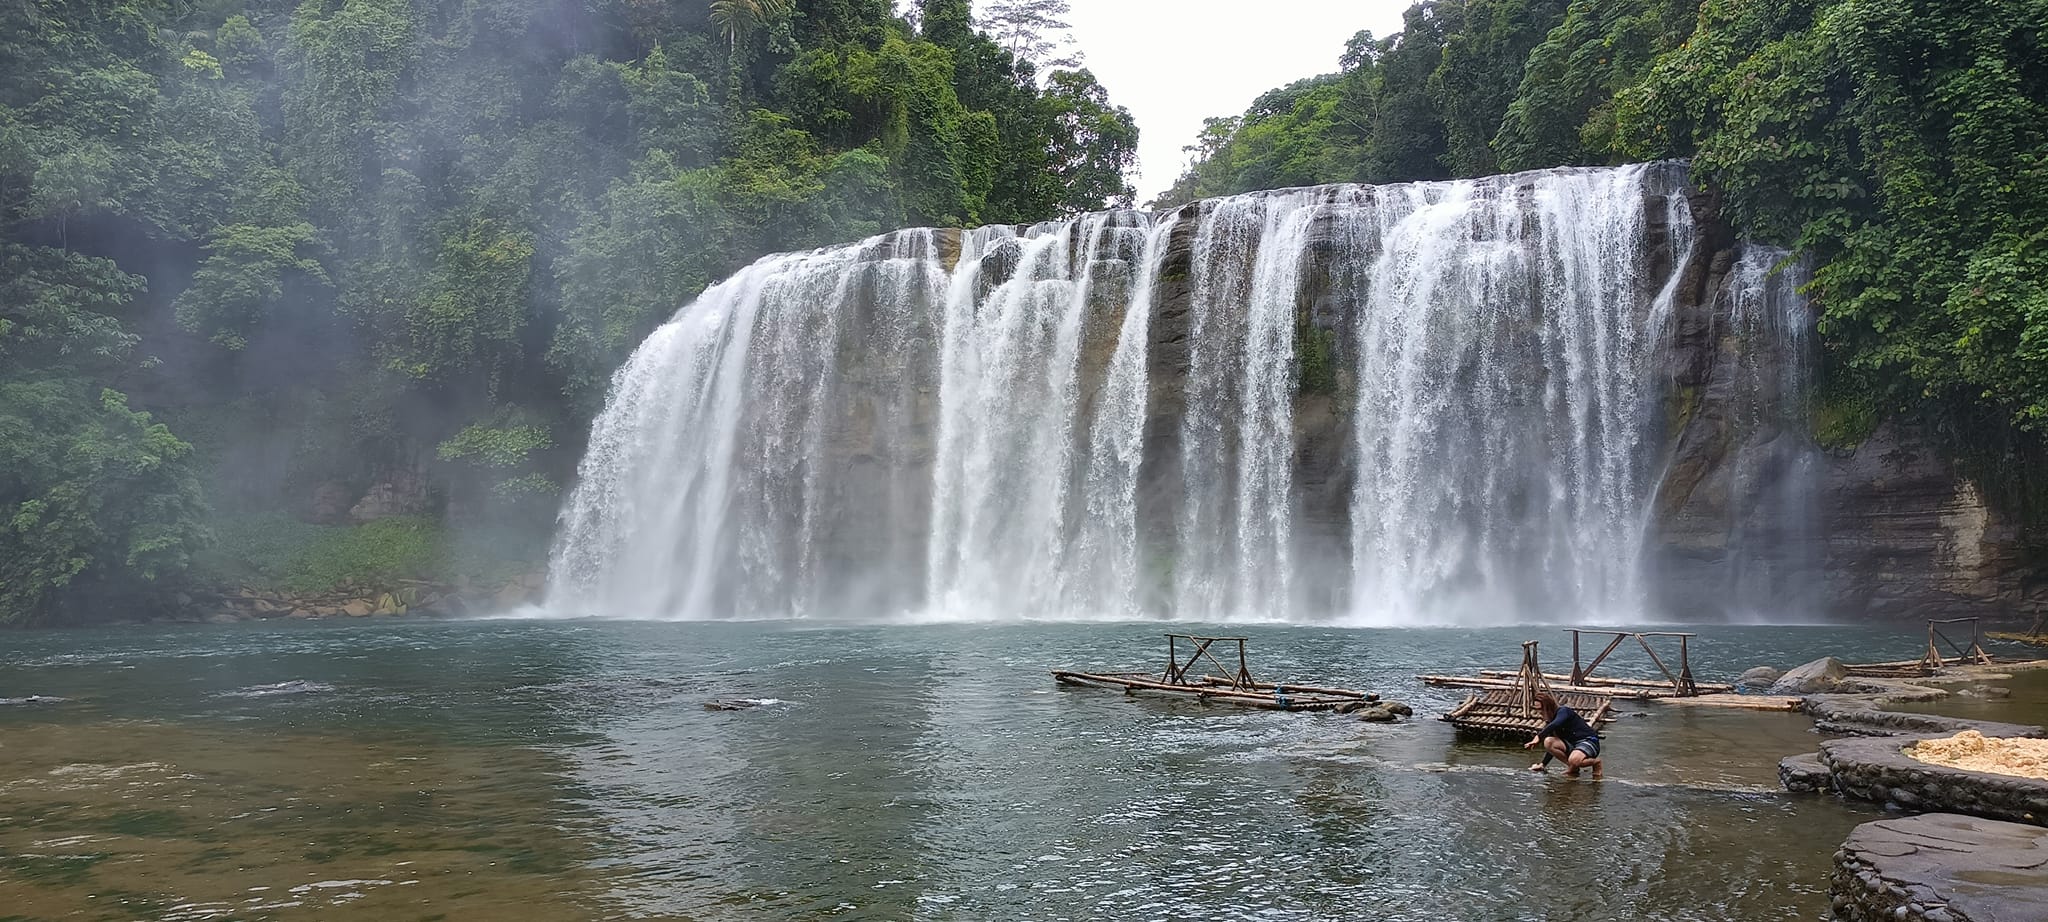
xmin=1443 ymin=641 xmax=1614 ymax=738
xmin=1568 ymin=630 xmax=1702 ymax=696
xmin=1923 ymin=617 xmax=1993 ymax=669
xmin=1164 ymin=633 xmax=1256 ymax=689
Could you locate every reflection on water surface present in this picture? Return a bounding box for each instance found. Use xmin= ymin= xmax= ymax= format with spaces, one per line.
xmin=5 ymin=620 xmax=2016 ymax=921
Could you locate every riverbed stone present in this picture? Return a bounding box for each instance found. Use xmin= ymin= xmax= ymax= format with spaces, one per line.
xmin=1774 ymin=657 xmax=1850 ymax=695
xmin=1830 ymin=814 xmax=2048 ymax=921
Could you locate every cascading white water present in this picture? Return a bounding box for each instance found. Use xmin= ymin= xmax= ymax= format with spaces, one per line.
xmin=1720 ymin=246 xmax=1822 ymax=613
xmin=546 ymin=162 xmax=1817 ymax=623
xmin=1345 ymin=169 xmax=1690 ymax=623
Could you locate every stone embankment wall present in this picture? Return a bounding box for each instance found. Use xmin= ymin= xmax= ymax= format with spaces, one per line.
xmin=1778 ymin=671 xmax=2048 ymax=920
xmin=1784 ymin=687 xmax=2046 ymax=819
xmin=1819 ymin=732 xmax=2048 ymax=825
xmin=1831 ymin=814 xmax=2048 ymax=922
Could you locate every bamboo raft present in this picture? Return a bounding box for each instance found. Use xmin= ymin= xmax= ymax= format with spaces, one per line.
xmin=1052 ymin=634 xmax=1379 ymax=712
xmin=1441 ymin=641 xmax=1615 ymax=738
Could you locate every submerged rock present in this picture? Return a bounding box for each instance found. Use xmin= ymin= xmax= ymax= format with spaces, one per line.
xmin=704 ymin=698 xmax=782 ymax=712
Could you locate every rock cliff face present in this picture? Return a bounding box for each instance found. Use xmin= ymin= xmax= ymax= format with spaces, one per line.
xmin=1644 ymin=190 xmax=2045 ymax=621
xmin=549 ymin=162 xmax=2043 ymax=622
xmin=1816 ymin=425 xmax=2045 ymax=618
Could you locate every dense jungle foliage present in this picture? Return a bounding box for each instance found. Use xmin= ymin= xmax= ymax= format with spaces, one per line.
xmin=1160 ymin=0 xmax=2048 ymax=496
xmin=0 ymin=0 xmax=1136 ymax=624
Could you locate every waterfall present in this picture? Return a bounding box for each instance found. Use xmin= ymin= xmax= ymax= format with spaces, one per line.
xmin=1720 ymin=246 xmax=1822 ymax=615
xmin=1345 ymin=168 xmax=1689 ymax=624
xmin=546 ymin=162 xmax=1818 ymax=623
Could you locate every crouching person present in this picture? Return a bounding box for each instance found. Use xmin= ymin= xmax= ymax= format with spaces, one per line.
xmin=1524 ymin=692 xmax=1602 ymax=779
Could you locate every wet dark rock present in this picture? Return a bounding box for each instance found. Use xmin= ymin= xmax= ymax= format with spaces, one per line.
xmin=1831 ymin=814 xmax=2048 ymax=921
xmin=1781 ymin=752 xmax=1836 ymax=793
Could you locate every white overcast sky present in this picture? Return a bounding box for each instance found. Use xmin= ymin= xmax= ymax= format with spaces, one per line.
xmin=1062 ymin=1 xmax=1412 ymax=201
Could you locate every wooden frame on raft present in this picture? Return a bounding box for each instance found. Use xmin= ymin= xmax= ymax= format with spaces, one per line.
xmin=1419 ymin=629 xmax=1731 ymax=698
xmin=1052 ymin=634 xmax=1380 ymax=712
xmin=1442 ymin=641 xmax=1614 ymax=739
xmin=1990 ymin=612 xmax=2048 ymax=648
xmin=1852 ymin=618 xmax=2001 ymax=677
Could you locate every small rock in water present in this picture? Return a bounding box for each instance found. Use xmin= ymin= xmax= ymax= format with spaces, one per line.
xmin=1738 ymin=666 xmax=1783 ymax=689
xmin=703 ymin=698 xmax=781 ymax=712
xmin=1355 ymin=700 xmax=1411 ymax=722
xmin=1957 ymin=685 xmax=2011 ymax=699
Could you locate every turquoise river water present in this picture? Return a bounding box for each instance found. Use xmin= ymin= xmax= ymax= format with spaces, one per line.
xmin=3 ymin=619 xmax=2038 ymax=921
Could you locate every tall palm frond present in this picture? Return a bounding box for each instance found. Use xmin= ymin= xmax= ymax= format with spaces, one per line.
xmin=710 ymin=0 xmax=796 ymax=49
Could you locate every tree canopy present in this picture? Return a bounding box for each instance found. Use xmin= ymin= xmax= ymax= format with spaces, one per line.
xmin=0 ymin=0 xmax=1136 ymax=625
xmin=1160 ymin=0 xmax=2048 ymax=497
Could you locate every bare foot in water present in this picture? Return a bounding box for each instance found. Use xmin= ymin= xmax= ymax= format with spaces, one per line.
xmin=1589 ymin=759 xmax=1604 ymax=780
xmin=1563 ymin=766 xmax=1580 ymax=778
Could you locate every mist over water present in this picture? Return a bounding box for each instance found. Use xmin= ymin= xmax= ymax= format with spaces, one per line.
xmin=546 ymin=163 xmax=1816 ymax=624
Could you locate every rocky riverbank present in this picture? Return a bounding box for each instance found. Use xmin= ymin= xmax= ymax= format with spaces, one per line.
xmin=158 ymin=573 xmax=549 ymax=624
xmin=1763 ymin=657 xmax=2048 ymax=919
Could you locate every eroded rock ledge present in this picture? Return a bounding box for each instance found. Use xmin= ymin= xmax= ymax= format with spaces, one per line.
xmin=1831 ymin=814 xmax=2048 ymax=922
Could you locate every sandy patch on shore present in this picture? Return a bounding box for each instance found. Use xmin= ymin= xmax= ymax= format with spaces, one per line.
xmin=1908 ymin=730 xmax=2048 ymax=780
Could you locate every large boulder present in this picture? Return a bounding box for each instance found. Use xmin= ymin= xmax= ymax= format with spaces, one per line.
xmin=1738 ymin=666 xmax=1783 ymax=689
xmin=1770 ymin=656 xmax=1848 ymax=695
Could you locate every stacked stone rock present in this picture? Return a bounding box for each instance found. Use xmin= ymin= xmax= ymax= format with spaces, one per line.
xmin=1768 ymin=657 xmax=2048 ymax=920
xmin=1830 ymin=815 xmax=2048 ymax=922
